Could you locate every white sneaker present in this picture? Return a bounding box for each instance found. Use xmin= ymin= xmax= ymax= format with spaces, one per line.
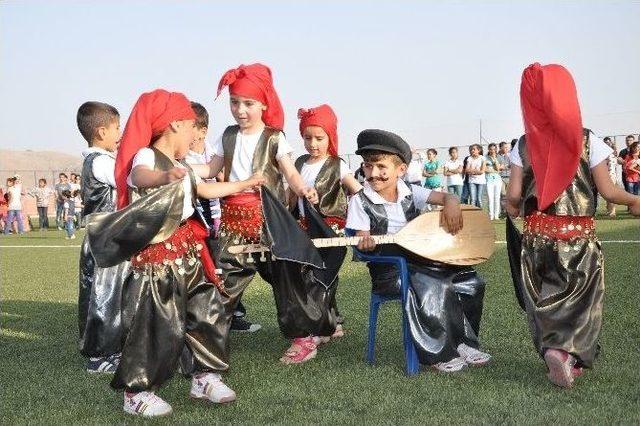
xmin=190 ymin=373 xmax=236 ymax=403
xmin=457 ymin=343 xmax=491 ymax=366
xmin=123 ymin=391 xmax=172 ymax=417
xmin=432 ymin=356 xmax=467 ymax=372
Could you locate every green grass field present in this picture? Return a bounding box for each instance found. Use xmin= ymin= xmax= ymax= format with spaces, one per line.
xmin=1 ymin=215 xmax=639 ymax=424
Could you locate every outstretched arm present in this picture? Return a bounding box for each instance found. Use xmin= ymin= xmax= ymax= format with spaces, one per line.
xmin=197 ymin=174 xmax=264 ymax=199
xmin=190 ymin=155 xmax=225 ymax=179
xmin=131 ymin=165 xmax=186 ymax=188
xmin=278 ymin=155 xmax=319 ymax=204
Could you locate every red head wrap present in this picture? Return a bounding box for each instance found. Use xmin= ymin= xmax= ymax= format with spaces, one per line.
xmin=216 ymin=63 xmax=284 ymax=130
xmin=115 ymin=89 xmax=196 ymax=209
xmin=297 ymin=104 xmax=339 ymax=157
xmin=520 ymin=63 xmax=583 ymax=211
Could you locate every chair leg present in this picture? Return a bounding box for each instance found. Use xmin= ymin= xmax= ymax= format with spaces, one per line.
xmin=367 ymin=297 xmax=380 ymax=364
xmin=399 ymin=267 xmax=420 ymax=376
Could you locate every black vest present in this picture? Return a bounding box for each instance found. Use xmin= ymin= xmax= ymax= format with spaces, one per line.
xmin=356 ymin=184 xmax=421 ymax=235
xmin=81 ymin=152 xmax=115 ymax=216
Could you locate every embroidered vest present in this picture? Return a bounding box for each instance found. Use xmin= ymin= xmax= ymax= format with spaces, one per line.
xmin=356 ymin=185 xmax=421 ymax=235
xmin=80 ymin=152 xmax=115 ymax=216
xmin=294 ymin=155 xmax=348 ymax=219
xmin=519 ymin=135 xmax=596 ymax=217
xmin=221 ymin=125 xmax=286 ymax=203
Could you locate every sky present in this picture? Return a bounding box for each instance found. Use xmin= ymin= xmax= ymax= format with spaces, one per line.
xmin=1 ymin=0 xmax=639 ymax=162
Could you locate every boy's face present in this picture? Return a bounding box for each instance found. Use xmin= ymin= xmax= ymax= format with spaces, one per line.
xmin=303 ymin=126 xmax=330 ymax=158
xmin=363 ymin=155 xmax=406 ymax=193
xmin=102 ymin=120 xmax=121 ymax=152
xmin=230 ymin=95 xmax=266 ymax=130
xmin=193 ymin=125 xmax=207 ymax=145
xmin=499 ymin=144 xmax=509 ymax=154
xmin=450 ymin=149 xmax=458 ymax=160
xmin=39 ymin=181 xmax=45 ymax=187
xmin=470 ymin=146 xmax=480 ymax=156
xmin=60 ymin=175 xmax=68 ymax=183
xmin=174 ymin=119 xmax=196 ymax=159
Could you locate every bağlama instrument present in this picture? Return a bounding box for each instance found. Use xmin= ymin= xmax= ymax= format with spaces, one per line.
xmin=228 ymin=205 xmax=496 ymax=266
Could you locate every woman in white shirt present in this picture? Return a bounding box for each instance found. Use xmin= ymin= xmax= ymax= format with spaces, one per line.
xmin=465 ymin=144 xmax=486 ymax=208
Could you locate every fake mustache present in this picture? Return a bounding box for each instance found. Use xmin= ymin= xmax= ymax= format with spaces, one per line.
xmin=367 ymin=176 xmax=389 ymax=182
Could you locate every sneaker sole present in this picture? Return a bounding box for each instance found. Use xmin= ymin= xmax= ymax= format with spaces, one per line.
xmin=189 ymin=393 xmax=236 ymax=404
xmin=123 ymin=406 xmax=173 ymax=417
xmin=86 ymin=369 xmax=116 ymax=375
xmin=230 ymin=325 xmax=262 ymax=333
xmin=544 ymin=351 xmax=573 ymax=388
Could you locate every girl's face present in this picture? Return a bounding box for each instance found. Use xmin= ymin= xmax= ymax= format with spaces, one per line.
xmin=173 ymin=119 xmax=196 ymax=159
xmin=488 ymin=146 xmax=497 ymax=155
xmin=450 ymin=149 xmax=458 ymax=160
xmin=303 ymin=126 xmax=330 ymax=159
xmin=471 ymin=146 xmax=480 ymax=156
xmin=230 ymin=95 xmax=266 ymax=131
xmin=427 ymin=151 xmax=435 ymax=161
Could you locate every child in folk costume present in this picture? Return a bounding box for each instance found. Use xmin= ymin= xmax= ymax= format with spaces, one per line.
xmin=506 ymin=63 xmax=640 ymax=388
xmin=347 ymin=129 xmax=491 ymax=372
xmin=194 ymin=63 xmax=344 ymax=364
xmin=87 ymin=89 xmax=263 ymax=416
xmin=292 ymin=104 xmax=362 ymax=342
xmin=75 ymin=102 xmax=131 ymax=373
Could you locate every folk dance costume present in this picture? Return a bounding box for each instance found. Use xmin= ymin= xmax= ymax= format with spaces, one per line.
xmin=293 ymin=105 xmax=353 ymax=333
xmin=86 ymin=91 xmax=232 ymax=413
xmin=347 ymin=130 xmax=489 ymax=371
xmin=214 ymin=65 xmax=341 ymax=358
xmin=78 ymin=146 xmax=131 ymax=361
xmin=508 ymin=64 xmax=613 ymax=384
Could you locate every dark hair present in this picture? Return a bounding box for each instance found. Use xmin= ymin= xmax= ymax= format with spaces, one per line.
xmin=626 ymin=134 xmax=635 ymax=140
xmin=427 ymin=148 xmax=437 ymax=156
xmin=6 ymin=177 xmax=16 ymax=184
xmin=77 ymin=101 xmax=120 ymax=144
xmin=488 ymin=143 xmax=497 ymax=151
xmin=499 ymin=141 xmax=508 ymax=148
xmin=470 ymin=144 xmax=483 ymax=155
xmin=511 ymin=138 xmax=518 ymax=149
xmin=360 ymin=150 xmax=404 ymax=166
xmin=448 ymin=146 xmax=458 ymax=155
xmin=603 ymin=136 xmax=611 ymax=142
xmin=59 ymin=173 xmax=68 ymax=179
xmin=630 ymin=141 xmax=640 ymax=153
xmin=39 ymin=178 xmax=47 ymax=185
xmin=191 ymin=102 xmax=209 ymax=129
xmin=70 ymin=173 xmax=77 ymax=179
xmin=61 ymin=189 xmax=72 ymax=198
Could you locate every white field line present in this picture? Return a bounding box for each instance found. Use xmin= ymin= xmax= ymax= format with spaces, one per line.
xmin=1 ymin=240 xmax=639 ymax=249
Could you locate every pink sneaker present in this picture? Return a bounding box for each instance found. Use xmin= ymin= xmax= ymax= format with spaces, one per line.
xmin=279 ymin=336 xmax=317 ymax=365
xmin=544 ymin=349 xmax=575 ymax=388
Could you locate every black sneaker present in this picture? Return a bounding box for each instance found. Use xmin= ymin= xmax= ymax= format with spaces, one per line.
xmin=230 ymin=316 xmax=262 ymax=333
xmin=86 ymin=353 xmax=120 ymax=374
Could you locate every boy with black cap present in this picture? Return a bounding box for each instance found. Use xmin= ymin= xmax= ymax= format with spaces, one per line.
xmin=346 ymin=129 xmax=491 ymax=372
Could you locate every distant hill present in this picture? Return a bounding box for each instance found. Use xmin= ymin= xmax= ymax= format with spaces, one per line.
xmin=1 ymin=149 xmax=83 ymax=187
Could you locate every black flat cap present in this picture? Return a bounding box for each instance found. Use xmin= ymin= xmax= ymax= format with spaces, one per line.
xmin=355 ymin=129 xmax=412 ymax=164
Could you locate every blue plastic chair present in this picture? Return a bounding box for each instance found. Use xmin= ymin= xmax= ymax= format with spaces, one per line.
xmin=346 ymin=228 xmax=420 ymax=376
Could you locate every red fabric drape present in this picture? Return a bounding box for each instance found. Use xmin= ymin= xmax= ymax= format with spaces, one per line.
xmin=216 ymin=63 xmax=284 ymax=130
xmin=298 ymin=104 xmax=339 ymax=157
xmin=115 ymin=89 xmax=196 ymax=209
xmin=520 ymin=63 xmax=583 ymax=211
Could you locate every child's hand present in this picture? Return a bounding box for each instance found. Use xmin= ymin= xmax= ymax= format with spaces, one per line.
xmin=302 ymin=187 xmax=319 ymax=205
xmin=357 ymin=235 xmax=377 ymax=252
xmin=164 ymin=168 xmax=187 ymax=184
xmin=245 ymin=173 xmax=265 ymax=190
xmin=630 ymin=197 xmax=640 ymax=216
xmin=440 ymin=195 xmax=463 ymax=235
xmin=505 ymin=201 xmax=520 ymax=218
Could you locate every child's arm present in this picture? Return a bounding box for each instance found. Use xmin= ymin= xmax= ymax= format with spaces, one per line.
xmin=426 ymin=191 xmax=463 ymax=234
xmin=592 ymin=162 xmax=640 ymax=215
xmin=191 ymin=155 xmax=225 ymax=179
xmin=342 ymin=174 xmax=363 ymax=195
xmin=505 ymin=165 xmax=523 ymax=217
xmin=277 ymin=155 xmax=319 ymax=204
xmin=197 ymin=174 xmax=264 ymax=199
xmin=130 ymin=165 xmax=186 ymax=188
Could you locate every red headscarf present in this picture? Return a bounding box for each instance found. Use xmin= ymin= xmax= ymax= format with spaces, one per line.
xmin=115 ymin=89 xmax=196 ymax=209
xmin=298 ymin=104 xmax=339 ymax=157
xmin=520 ymin=63 xmax=583 ymax=211
xmin=216 ymin=63 xmax=284 ymax=130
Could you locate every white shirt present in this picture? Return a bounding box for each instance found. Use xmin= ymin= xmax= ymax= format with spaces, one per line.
xmin=297 ymin=158 xmax=353 ymax=216
xmin=81 ymin=147 xmax=117 ymax=188
xmin=7 ymin=186 xmax=23 ymax=210
xmin=127 ymin=148 xmax=201 ymax=221
xmin=444 ymin=158 xmax=464 ymax=186
xmin=346 ymin=180 xmax=432 ymax=234
xmin=406 ymin=159 xmax=424 ymax=184
xmin=466 ymin=156 xmax=486 ymax=184
xmin=509 ymin=135 xmax=613 ymax=169
xmin=212 ymin=129 xmax=293 ymax=182
xmin=185 ymin=142 xmax=221 ymax=219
